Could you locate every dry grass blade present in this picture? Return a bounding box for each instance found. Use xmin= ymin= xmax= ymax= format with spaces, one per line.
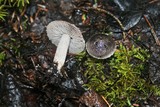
xmin=143 ymin=15 xmax=160 ymax=46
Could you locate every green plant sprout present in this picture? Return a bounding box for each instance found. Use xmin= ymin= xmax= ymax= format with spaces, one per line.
xmin=0 ymin=5 xmax=8 ymax=20
xmin=77 ymin=43 xmax=160 ymax=106
xmin=0 ymin=0 xmax=29 ymax=21
xmin=0 ymin=0 xmax=29 ymax=7
xmin=0 ymin=51 xmax=6 ymax=66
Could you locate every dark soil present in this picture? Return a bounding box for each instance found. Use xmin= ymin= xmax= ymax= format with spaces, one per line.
xmin=0 ymin=0 xmax=160 ymax=107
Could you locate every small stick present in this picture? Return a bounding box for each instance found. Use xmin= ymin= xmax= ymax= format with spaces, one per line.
xmin=143 ymin=15 xmax=160 ymax=46
xmin=149 ymin=0 xmax=159 ymax=4
xmin=31 ymin=57 xmax=38 ymax=71
xmin=101 ymin=95 xmax=111 ymax=107
xmin=79 ymin=7 xmax=126 ymax=38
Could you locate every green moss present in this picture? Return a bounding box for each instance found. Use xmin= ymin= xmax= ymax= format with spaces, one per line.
xmin=77 ymin=43 xmax=160 ymax=106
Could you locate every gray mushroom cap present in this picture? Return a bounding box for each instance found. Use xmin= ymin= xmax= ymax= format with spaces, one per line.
xmin=46 ymin=20 xmax=85 ymax=54
xmin=86 ymin=34 xmax=116 ymax=59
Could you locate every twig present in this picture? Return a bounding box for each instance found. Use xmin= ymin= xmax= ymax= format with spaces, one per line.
xmin=31 ymin=57 xmax=38 ymax=71
xmin=143 ymin=15 xmax=160 ymax=46
xmin=79 ymin=7 xmax=126 ymax=38
xmin=149 ymin=0 xmax=159 ymax=4
xmin=101 ymin=95 xmax=111 ymax=107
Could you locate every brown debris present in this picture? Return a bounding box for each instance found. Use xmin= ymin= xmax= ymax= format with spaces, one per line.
xmin=79 ymin=90 xmax=110 ymax=107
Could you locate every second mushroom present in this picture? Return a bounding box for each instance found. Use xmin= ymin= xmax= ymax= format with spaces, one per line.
xmin=86 ymin=34 xmax=116 ymax=59
xmin=46 ymin=20 xmax=85 ymax=74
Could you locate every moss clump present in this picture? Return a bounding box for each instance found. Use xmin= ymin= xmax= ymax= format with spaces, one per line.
xmin=77 ymin=43 xmax=160 ymax=106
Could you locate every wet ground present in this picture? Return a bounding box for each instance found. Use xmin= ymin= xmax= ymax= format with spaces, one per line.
xmin=0 ymin=0 xmax=160 ymax=107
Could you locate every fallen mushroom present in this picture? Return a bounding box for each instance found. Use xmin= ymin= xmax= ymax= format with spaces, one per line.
xmin=46 ymin=20 xmax=85 ymax=74
xmin=86 ymin=34 xmax=116 ymax=59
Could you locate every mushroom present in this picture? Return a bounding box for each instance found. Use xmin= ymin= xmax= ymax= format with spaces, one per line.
xmin=86 ymin=34 xmax=116 ymax=59
xmin=46 ymin=20 xmax=85 ymax=73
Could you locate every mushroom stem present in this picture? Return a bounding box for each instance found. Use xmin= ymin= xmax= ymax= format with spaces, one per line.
xmin=53 ymin=34 xmax=70 ymax=73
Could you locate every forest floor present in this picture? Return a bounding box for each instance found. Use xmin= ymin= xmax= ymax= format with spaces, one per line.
xmin=0 ymin=0 xmax=160 ymax=107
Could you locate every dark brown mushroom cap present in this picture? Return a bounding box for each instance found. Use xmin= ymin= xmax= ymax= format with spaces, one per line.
xmin=46 ymin=20 xmax=85 ymax=54
xmin=86 ymin=34 xmax=116 ymax=59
